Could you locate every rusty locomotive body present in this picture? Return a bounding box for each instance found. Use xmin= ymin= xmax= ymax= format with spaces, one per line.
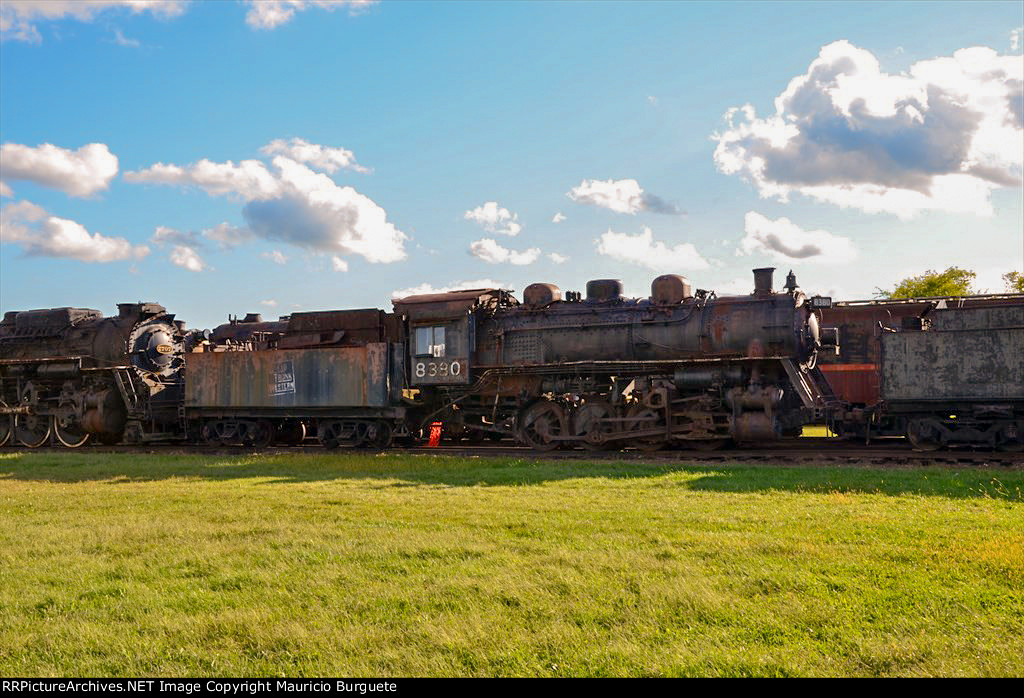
xmin=394 ymin=268 xmax=835 ymax=450
xmin=0 ymin=303 xmax=195 ymax=447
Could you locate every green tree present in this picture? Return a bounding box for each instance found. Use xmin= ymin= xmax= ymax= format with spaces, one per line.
xmin=1003 ymin=271 xmax=1024 ymax=293
xmin=874 ymin=267 xmax=977 ymax=299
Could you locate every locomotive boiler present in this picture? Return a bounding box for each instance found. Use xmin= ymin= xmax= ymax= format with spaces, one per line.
xmin=394 ymin=267 xmax=837 ymax=450
xmin=0 ymin=302 xmax=193 ymax=447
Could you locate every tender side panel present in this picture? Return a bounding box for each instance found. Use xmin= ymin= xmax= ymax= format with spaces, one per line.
xmin=881 ymin=327 xmax=1024 ymax=402
xmin=185 ymin=343 xmax=391 ymax=408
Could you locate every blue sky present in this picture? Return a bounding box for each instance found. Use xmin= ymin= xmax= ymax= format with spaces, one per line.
xmin=1 ymin=0 xmax=1022 ymax=329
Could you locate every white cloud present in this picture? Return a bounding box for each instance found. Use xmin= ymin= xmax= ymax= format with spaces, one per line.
xmin=712 ymin=40 xmax=1023 ymax=218
xmin=647 ymin=95 xmax=659 ymax=106
xmin=0 ymin=1 xmax=186 ymax=42
xmin=125 ymin=142 xmax=407 ymax=267
xmin=245 ymin=0 xmax=376 ymax=30
xmin=260 ymin=137 xmax=368 ymax=174
xmin=260 ymin=299 xmax=279 ymax=308
xmin=113 ymin=27 xmax=140 ymax=47
xmin=262 ymin=249 xmax=288 ymax=265
xmin=1 ymin=199 xmax=149 ymax=262
xmin=739 ymin=212 xmax=857 ymax=264
xmin=0 ymin=142 xmax=118 ymax=197
xmin=469 ymin=238 xmax=541 ymax=265
xmin=596 ymin=227 xmax=709 ymax=271
xmin=392 ymin=278 xmax=505 ymax=299
xmin=463 ymin=201 xmax=522 ymax=236
xmin=1012 ymin=27 xmax=1021 ymax=52
xmin=0 ymin=181 xmax=12 ymax=198
xmin=150 ymin=225 xmax=198 ymax=247
xmin=169 ymin=245 xmax=206 ymax=272
xmin=331 ymin=255 xmax=348 ymax=272
xmin=202 ymin=222 xmax=252 ymax=248
xmin=567 ymin=178 xmax=682 ymax=215
xmin=551 ymin=212 xmax=566 ymax=223
xmin=548 ymin=252 xmax=568 ymax=264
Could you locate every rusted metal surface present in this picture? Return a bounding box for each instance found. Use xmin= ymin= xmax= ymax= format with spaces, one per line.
xmin=818 ymin=294 xmax=1024 ymax=406
xmin=185 ymin=343 xmax=392 ymax=408
xmin=881 ymin=326 xmax=1024 ymax=401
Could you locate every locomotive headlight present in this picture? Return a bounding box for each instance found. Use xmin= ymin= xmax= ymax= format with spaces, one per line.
xmin=810 ymin=295 xmax=832 ymax=309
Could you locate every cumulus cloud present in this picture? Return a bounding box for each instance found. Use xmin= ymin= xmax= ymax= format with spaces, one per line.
xmin=738 ymin=211 xmax=857 ymax=264
xmin=260 ymin=299 xmax=278 ymax=308
xmin=548 ymin=252 xmax=568 ymax=264
xmin=469 ymin=238 xmax=541 ymax=265
xmin=125 ymin=141 xmax=406 ymax=266
xmin=0 ymin=142 xmax=118 ymax=197
xmin=0 ymin=1 xmax=186 ymax=42
xmin=169 ymin=245 xmax=206 ymax=272
xmin=464 ymin=201 xmax=522 ymax=236
xmin=262 ymin=249 xmax=288 ymax=265
xmin=260 ymin=137 xmax=368 ymax=174
xmin=1 ymin=199 xmax=149 ymax=262
xmin=1013 ymin=28 xmax=1021 ymax=52
xmin=567 ymin=178 xmax=683 ymax=215
xmin=392 ymin=279 xmax=505 ymax=300
xmin=245 ymin=0 xmax=376 ymax=30
xmin=712 ymin=40 xmax=1023 ymax=218
xmin=330 ymin=255 xmax=348 ymax=272
xmin=596 ymin=227 xmax=709 ymax=271
xmin=552 ymin=212 xmax=566 ymax=223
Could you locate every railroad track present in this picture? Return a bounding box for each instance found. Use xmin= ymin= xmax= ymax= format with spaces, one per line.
xmin=5 ymin=438 xmax=1022 ymax=468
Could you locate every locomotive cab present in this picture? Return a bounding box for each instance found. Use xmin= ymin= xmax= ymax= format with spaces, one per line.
xmin=393 ymin=289 xmax=512 ymax=387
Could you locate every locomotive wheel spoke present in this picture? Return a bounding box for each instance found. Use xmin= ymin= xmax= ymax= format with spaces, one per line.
xmin=54 ymin=417 xmax=91 ymax=448
xmin=573 ymin=401 xmax=616 ymax=451
xmin=517 ymin=401 xmax=567 ymax=451
xmin=625 ymin=406 xmax=667 ymax=452
xmin=15 ymin=414 xmax=51 ymax=448
xmin=0 ymin=414 xmax=13 ymax=447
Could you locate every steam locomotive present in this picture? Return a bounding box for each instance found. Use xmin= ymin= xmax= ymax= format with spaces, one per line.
xmin=0 ymin=303 xmax=197 ymax=447
xmin=1 ymin=267 xmax=840 ymax=450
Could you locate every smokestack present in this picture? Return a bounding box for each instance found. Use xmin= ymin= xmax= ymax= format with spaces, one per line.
xmin=753 ymin=267 xmax=775 ymax=297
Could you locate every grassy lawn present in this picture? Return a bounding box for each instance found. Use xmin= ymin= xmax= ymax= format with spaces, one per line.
xmin=0 ymin=451 xmax=1021 ymax=677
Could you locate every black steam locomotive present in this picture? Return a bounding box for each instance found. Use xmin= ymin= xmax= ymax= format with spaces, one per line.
xmin=2 ymin=267 xmax=841 ymax=450
xmin=0 ymin=303 xmax=196 ymax=447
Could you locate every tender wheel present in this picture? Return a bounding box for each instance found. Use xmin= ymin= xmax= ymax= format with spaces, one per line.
xmin=14 ymin=414 xmax=51 ymax=448
xmin=906 ymin=419 xmax=942 ymax=452
xmin=318 ymin=422 xmax=341 ymax=449
xmin=624 ymin=406 xmax=667 ymax=452
xmin=369 ymin=421 xmax=394 ymax=449
xmin=0 ymin=414 xmax=13 ymax=447
xmin=516 ymin=401 xmax=568 ymax=451
xmin=275 ymin=421 xmax=307 ymax=446
xmin=53 ymin=415 xmax=91 ymax=448
xmin=246 ymin=420 xmax=274 ymax=449
xmin=573 ymin=401 xmax=616 ymax=451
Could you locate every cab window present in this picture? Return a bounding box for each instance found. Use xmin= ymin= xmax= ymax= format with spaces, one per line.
xmin=414 ymin=326 xmax=446 ymax=357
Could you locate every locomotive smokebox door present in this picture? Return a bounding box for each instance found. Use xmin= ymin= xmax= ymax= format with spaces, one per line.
xmin=393 ymin=288 xmax=506 ymax=386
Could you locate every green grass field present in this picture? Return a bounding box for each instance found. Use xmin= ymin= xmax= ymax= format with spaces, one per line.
xmin=1 ymin=451 xmax=1022 ymax=677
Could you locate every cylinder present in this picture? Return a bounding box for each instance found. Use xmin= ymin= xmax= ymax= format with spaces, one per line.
xmin=523 ymin=283 xmax=562 ymax=308
xmin=674 ymin=366 xmax=744 ymax=389
xmin=651 ymin=275 xmax=692 ymax=305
